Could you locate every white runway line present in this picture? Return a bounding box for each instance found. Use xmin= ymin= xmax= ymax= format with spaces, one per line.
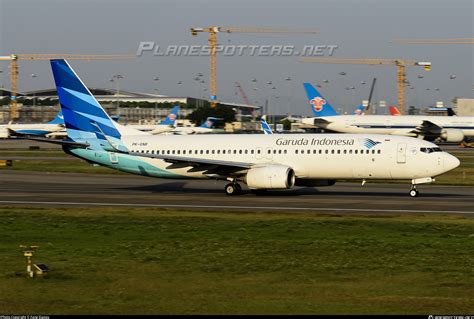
xmin=0 ymin=200 xmax=473 ymax=215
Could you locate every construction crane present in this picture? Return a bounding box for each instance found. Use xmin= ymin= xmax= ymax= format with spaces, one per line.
xmin=392 ymin=38 xmax=474 ymax=44
xmin=0 ymin=54 xmax=134 ymax=120
xmin=190 ymin=26 xmax=317 ymax=107
xmin=299 ymin=57 xmax=431 ymax=115
xmin=234 ymin=81 xmax=250 ymax=105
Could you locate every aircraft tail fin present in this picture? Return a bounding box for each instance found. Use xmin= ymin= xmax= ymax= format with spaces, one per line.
xmin=48 ymin=110 xmax=64 ymax=125
xmin=160 ymin=105 xmax=180 ymax=126
xmin=260 ymin=116 xmax=273 ymax=135
xmin=303 ymin=83 xmax=338 ymax=117
xmin=199 ymin=117 xmax=220 ymax=128
xmin=50 ymin=59 xmax=144 ymax=151
xmin=354 ymin=104 xmax=365 ymax=115
xmin=389 ymin=105 xmax=401 ymax=116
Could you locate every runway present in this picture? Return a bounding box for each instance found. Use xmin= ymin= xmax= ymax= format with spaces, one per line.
xmin=1 ymin=170 xmax=473 ymax=215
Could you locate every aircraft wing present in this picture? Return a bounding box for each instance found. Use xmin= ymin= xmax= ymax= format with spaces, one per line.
xmin=411 ymin=120 xmax=443 ymax=140
xmin=7 ymin=132 xmax=89 ymax=148
xmin=129 ymin=151 xmax=253 ymax=174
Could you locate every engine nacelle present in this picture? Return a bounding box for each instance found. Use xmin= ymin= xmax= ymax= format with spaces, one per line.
xmin=246 ymin=165 xmax=295 ymax=190
xmin=441 ymin=128 xmax=464 ymax=143
xmin=295 ymin=179 xmax=336 ymax=187
xmin=0 ymin=128 xmax=10 ymax=138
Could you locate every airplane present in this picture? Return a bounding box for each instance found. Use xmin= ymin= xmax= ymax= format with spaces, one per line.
xmin=302 ymin=83 xmax=474 ymax=143
xmin=129 ymin=105 xmax=179 ymax=134
xmin=39 ymin=59 xmax=460 ymax=197
xmin=0 ymin=110 xmax=65 ymax=138
xmin=171 ymin=116 xmax=223 ymax=135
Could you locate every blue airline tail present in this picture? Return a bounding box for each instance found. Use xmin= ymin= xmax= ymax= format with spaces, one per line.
xmin=260 ymin=118 xmax=273 ymax=135
xmin=160 ymin=105 xmax=179 ymax=126
xmin=199 ymin=117 xmax=219 ymax=128
xmin=303 ymin=83 xmax=338 ymax=117
xmin=50 ymin=59 xmax=133 ymax=151
xmin=354 ymin=104 xmax=365 ymax=115
xmin=48 ymin=110 xmax=64 ymax=125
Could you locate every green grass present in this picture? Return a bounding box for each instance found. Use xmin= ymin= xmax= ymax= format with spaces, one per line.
xmin=0 ymin=207 xmax=473 ymax=314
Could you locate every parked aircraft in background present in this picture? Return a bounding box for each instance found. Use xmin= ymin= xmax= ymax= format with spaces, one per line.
xmin=302 ymin=83 xmax=474 ymax=143
xmin=35 ymin=59 xmax=460 ymax=197
xmin=0 ymin=111 xmax=65 ymax=138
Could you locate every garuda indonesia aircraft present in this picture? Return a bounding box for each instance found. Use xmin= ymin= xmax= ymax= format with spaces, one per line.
xmin=0 ymin=111 xmax=65 ymax=138
xmin=302 ymin=83 xmax=474 ymax=143
xmin=44 ymin=59 xmax=459 ymax=197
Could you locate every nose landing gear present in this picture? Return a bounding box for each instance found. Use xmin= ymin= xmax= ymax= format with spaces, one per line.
xmin=409 ymin=185 xmax=419 ymax=197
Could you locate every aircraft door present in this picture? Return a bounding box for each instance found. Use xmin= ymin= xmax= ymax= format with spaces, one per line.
xmin=109 ymin=152 xmax=119 ymax=164
xmin=396 ymin=143 xmax=406 ymax=163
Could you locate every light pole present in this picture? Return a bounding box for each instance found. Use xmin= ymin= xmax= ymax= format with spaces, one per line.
xmin=153 ymin=76 xmax=159 ymax=119
xmin=111 ymin=74 xmax=124 ymax=115
xmin=285 ymin=76 xmax=292 ymax=111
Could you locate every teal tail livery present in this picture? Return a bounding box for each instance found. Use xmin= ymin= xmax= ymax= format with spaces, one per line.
xmin=303 ymin=83 xmax=338 ymax=117
xmin=160 ymin=105 xmax=179 ymax=126
xmin=50 ymin=59 xmax=146 ymax=151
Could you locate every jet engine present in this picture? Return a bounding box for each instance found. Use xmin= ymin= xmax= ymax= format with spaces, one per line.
xmin=440 ymin=129 xmax=464 ymax=143
xmin=246 ymin=165 xmax=295 ymax=189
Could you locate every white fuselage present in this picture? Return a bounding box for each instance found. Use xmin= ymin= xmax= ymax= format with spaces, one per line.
xmin=303 ymin=115 xmax=474 ymax=138
xmin=0 ymin=123 xmax=64 ymax=138
xmin=83 ymin=133 xmax=460 ymax=181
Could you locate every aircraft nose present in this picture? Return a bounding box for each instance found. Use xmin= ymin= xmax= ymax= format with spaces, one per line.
xmin=444 ymin=153 xmax=460 ymax=172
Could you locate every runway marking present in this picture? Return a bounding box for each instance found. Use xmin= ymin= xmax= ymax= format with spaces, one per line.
xmin=0 ymin=200 xmax=473 ymax=215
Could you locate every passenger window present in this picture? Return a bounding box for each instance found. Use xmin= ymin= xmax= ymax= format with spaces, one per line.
xmin=284 ymin=150 xmax=287 ymax=154
xmin=239 ymin=150 xmax=243 ymax=154
xmin=319 ymin=150 xmax=322 ymax=154
xmin=307 ymin=150 xmax=311 ymax=154
xmin=325 ymin=150 xmax=329 ymax=154
xmin=355 ymin=150 xmax=358 ymax=154
xmin=206 ymin=150 xmax=210 ymax=154
xmin=343 ymin=150 xmax=347 ymax=154
xmin=245 ymin=150 xmax=248 ymax=154
xmin=167 ymin=150 xmax=170 ymax=154
xmin=337 ymin=150 xmax=340 ymax=154
xmin=366 ymin=150 xmax=370 ymax=154
xmin=257 ymin=150 xmax=261 ymax=154
xmin=182 ymin=150 xmax=186 ymax=154
xmin=233 ymin=150 xmax=237 ymax=154
xmin=251 ymin=150 xmax=254 ymax=154
xmin=331 ymin=150 xmax=335 ymax=154
xmin=372 ymin=150 xmax=375 ymax=154
xmin=278 ymin=150 xmax=282 ymax=154
xmin=200 ymin=150 xmax=204 ymax=154
xmin=217 ymin=150 xmax=220 ymax=154
xmin=267 ymin=149 xmax=271 ymax=154
xmin=177 ymin=150 xmax=180 ymax=154
xmin=223 ymin=150 xmax=226 ymax=154
xmin=295 ymin=150 xmax=299 ymax=154
xmin=172 ymin=150 xmax=175 ymax=154
xmin=349 ymin=150 xmax=352 ymax=154
xmin=377 ymin=150 xmax=381 ymax=154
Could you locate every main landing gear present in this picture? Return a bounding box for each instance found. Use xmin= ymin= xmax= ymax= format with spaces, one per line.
xmin=225 ymin=181 xmax=242 ymax=196
xmin=409 ymin=185 xmax=419 ymax=197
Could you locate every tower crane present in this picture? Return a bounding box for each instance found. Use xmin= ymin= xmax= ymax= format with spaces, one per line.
xmin=299 ymin=57 xmax=431 ymax=115
xmin=190 ymin=26 xmax=317 ymax=107
xmin=234 ymin=81 xmax=250 ymax=105
xmin=0 ymin=54 xmax=134 ymax=120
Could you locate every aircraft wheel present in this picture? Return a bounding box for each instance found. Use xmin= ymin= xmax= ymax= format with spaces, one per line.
xmin=409 ymin=188 xmax=419 ymax=197
xmin=225 ymin=183 xmax=241 ymax=196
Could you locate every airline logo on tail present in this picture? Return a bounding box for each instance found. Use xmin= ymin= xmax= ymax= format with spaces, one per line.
xmin=363 ymin=138 xmax=381 ymax=149
xmin=303 ymin=83 xmax=338 ymax=117
xmin=310 ymin=97 xmax=327 ymax=112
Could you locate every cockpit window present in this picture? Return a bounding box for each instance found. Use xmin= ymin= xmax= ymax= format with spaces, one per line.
xmin=420 ymin=147 xmax=442 ymax=153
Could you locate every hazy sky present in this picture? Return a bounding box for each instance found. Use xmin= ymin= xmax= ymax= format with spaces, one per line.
xmin=1 ymin=0 xmax=473 ymax=115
